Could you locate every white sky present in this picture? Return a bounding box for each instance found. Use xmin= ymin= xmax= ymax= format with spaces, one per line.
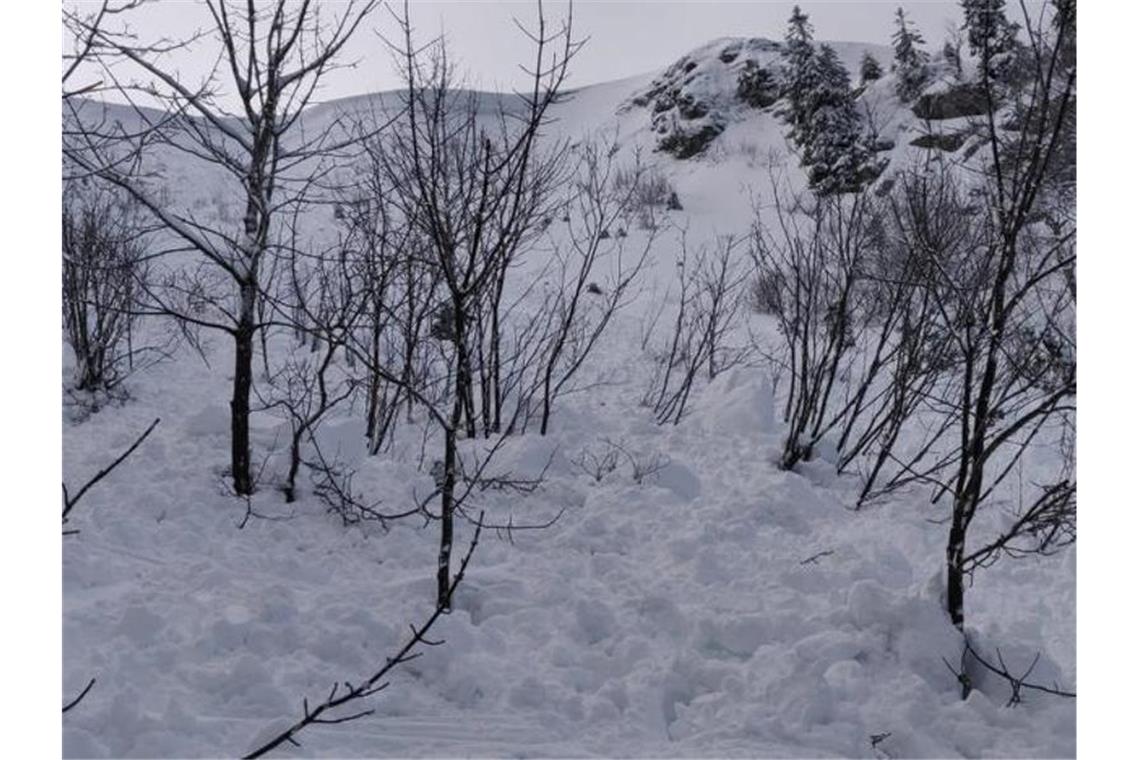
xmin=68 ymin=0 xmax=976 ymax=108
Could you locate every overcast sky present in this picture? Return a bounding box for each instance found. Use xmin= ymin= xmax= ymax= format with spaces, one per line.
xmin=75 ymin=1 xmax=973 ymax=107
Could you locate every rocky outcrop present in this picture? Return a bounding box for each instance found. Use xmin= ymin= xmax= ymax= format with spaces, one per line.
xmin=627 ymin=38 xmax=782 ymax=159
xmin=659 ymin=122 xmax=726 ymax=159
xmin=912 ymin=83 xmax=988 ymax=120
xmin=736 ymin=62 xmax=779 ymax=109
xmin=909 ymin=131 xmax=970 ymax=152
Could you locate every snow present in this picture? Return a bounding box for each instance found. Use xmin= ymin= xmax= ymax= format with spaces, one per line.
xmin=63 ymin=34 xmax=1074 ymax=760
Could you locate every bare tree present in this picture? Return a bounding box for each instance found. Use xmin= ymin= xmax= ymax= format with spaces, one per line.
xmin=750 ymin=183 xmax=890 ymax=469
xmin=645 ymin=231 xmax=751 ymax=426
xmin=353 ymin=1 xmax=580 ymax=608
xmin=892 ymin=1 xmax=1076 ymax=631
xmin=64 ymin=0 xmax=382 ymax=496
xmin=833 ymin=177 xmax=963 ymax=507
xmin=62 ymin=179 xmax=159 ymax=396
xmin=61 ymin=1 xmax=148 ymax=101
xmin=535 ymin=140 xmax=655 ymax=434
xmin=336 ymin=131 xmax=446 ymax=453
xmin=258 ymin=260 xmax=360 ymax=503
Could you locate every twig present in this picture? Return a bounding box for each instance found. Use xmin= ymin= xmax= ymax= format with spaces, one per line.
xmin=963 ymin=637 xmax=1075 ymax=705
xmin=799 ymin=548 xmax=836 ymax=565
xmin=236 ymin=492 xmax=296 ymax=530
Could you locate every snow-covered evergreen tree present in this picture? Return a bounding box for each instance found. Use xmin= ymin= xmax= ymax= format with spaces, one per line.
xmin=860 ymin=52 xmax=883 ymax=85
xmin=800 ymin=45 xmax=873 ymax=194
xmin=892 ymin=7 xmax=930 ymax=101
xmin=961 ymin=0 xmax=1017 ymax=59
xmin=943 ymin=39 xmax=962 ymax=78
xmin=1052 ymin=0 xmax=1075 ymax=73
xmin=960 ymin=0 xmax=1020 ymax=82
xmin=776 ymin=7 xmax=876 ymax=194
xmin=779 ymin=5 xmax=818 ymax=146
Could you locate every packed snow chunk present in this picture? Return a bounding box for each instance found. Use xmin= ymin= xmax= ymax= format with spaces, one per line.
xmin=479 ymin=432 xmax=572 ymax=479
xmin=574 ymin=598 xmax=617 ymax=644
xmin=668 ymin=535 xmax=699 ymax=562
xmin=312 ymin=416 xmax=367 ymax=466
xmin=854 ymin=543 xmax=917 ymax=590
xmin=812 ymin=434 xmax=840 ymax=465
xmin=821 ymin=658 xmax=868 ymax=701
xmin=63 ymin=728 xmax=106 ymax=760
xmin=598 ymin=679 xmax=630 ymax=712
xmin=184 ymin=403 xmax=229 ymax=437
xmin=637 ymin=594 xmax=689 ymax=640
xmin=699 ymin=368 xmax=777 ymax=436
xmin=845 ymin=579 xmax=895 ymax=630
xmin=508 ymin=676 xmax=549 ymax=709
xmin=776 ymin=675 xmax=836 ymax=729
xmin=698 ymin=614 xmax=771 ymax=659
xmin=442 ymin=667 xmax=488 ymax=708
xmin=792 ymin=629 xmax=869 ymax=673
xmin=660 ymin=664 xmax=699 ymax=727
xmin=102 ymin=687 xmax=165 ymax=757
xmin=694 ymin=545 xmax=730 ymax=585
xmin=116 ymin=603 xmax=166 ymax=646
xmin=649 ymin=459 xmax=702 ymax=501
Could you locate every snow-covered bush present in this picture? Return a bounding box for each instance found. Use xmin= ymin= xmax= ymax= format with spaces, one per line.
xmin=612 ymin=162 xmax=679 ymax=229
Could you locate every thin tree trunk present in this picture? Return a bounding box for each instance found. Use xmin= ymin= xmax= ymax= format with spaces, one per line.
xmin=437 ymin=401 xmax=461 ymax=610
xmin=230 ymin=282 xmax=256 ymax=496
xmin=946 ymin=515 xmax=966 ymax=630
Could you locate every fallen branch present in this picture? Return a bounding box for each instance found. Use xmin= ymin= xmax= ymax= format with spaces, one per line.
xmin=63 ymin=417 xmax=160 ymax=527
xmin=242 ymin=513 xmax=485 ymax=759
xmin=942 ymin=635 xmax=1076 ymax=705
xmin=63 ymin=677 xmax=97 ymax=713
xmin=963 ymin=637 xmax=1076 ymax=706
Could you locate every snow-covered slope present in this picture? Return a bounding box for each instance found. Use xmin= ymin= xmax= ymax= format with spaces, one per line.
xmin=62 ymin=37 xmax=1075 ymax=759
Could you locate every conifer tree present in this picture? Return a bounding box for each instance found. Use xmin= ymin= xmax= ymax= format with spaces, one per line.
xmin=960 ymin=0 xmax=1021 ymax=82
xmin=961 ymin=0 xmax=1017 ymax=59
xmin=778 ymin=7 xmax=875 ymax=194
xmin=943 ymin=39 xmax=962 ymax=78
xmin=801 ymin=45 xmax=871 ymax=194
xmin=1052 ymin=0 xmax=1075 ymax=73
xmin=860 ymin=52 xmax=883 ymax=84
xmin=779 ymin=5 xmax=818 ymax=145
xmin=892 ymin=7 xmax=930 ymax=101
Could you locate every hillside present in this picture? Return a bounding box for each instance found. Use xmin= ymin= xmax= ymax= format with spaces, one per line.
xmin=62 ymin=33 xmax=1075 ymax=759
